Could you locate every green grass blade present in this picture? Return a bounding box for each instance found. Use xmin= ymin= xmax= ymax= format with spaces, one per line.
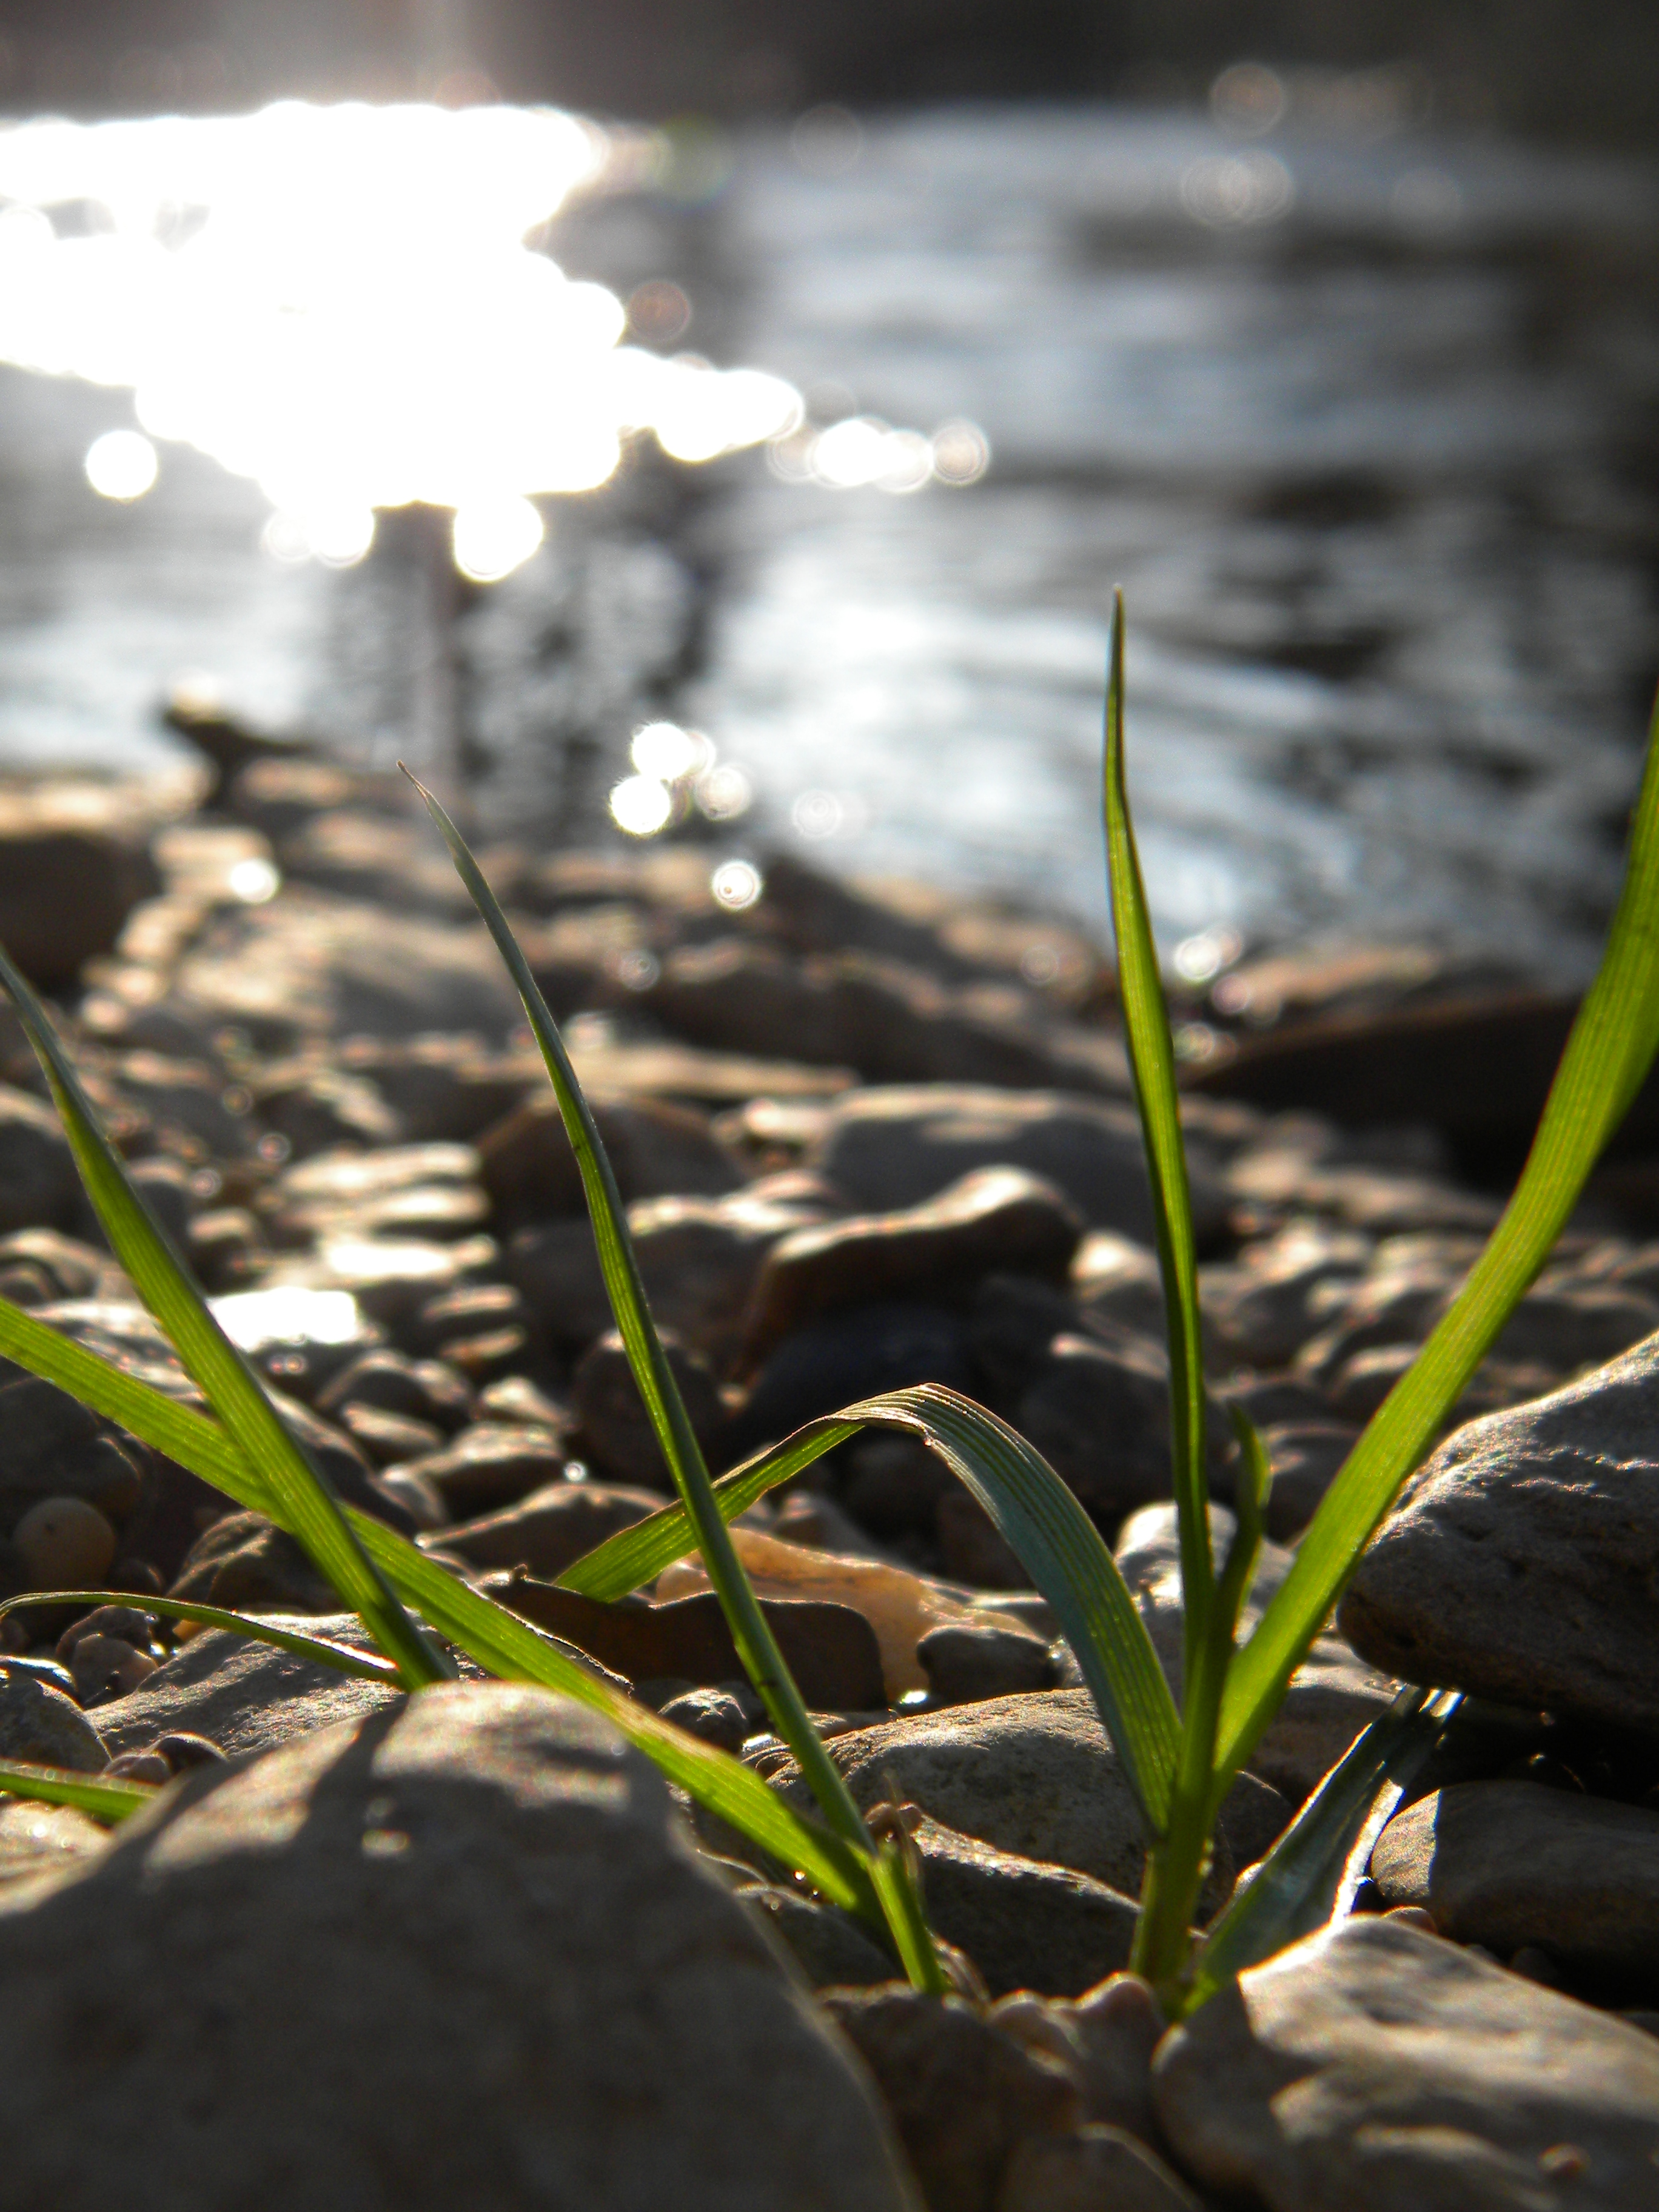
xmin=1102 ymin=590 xmax=1213 ymax=1680
xmin=1218 ymin=693 xmax=1659 ymax=1785
xmin=0 ymin=1592 xmax=401 ymax=1681
xmin=0 ymin=1759 xmax=156 ymax=1821
xmin=403 ymin=775 xmax=905 ymax=1891
xmin=0 ymin=949 xmax=449 ymax=1693
xmin=1182 ymin=1688 xmax=1453 ymax=2016
xmin=560 ymin=1381 xmax=1181 ymax=1839
xmin=0 ymin=1299 xmax=889 ymax=1926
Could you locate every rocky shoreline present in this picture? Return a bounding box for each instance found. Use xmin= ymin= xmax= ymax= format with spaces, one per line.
xmin=0 ymin=746 xmax=1655 ymax=2207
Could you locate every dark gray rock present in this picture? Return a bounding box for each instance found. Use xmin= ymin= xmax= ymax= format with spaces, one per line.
xmin=911 ymin=1814 xmax=1138 ymax=1999
xmin=0 ymin=1669 xmax=109 ymax=1772
xmin=0 ymin=1681 xmax=916 ymax=2210
xmin=1339 ymin=1333 xmax=1659 ymax=1732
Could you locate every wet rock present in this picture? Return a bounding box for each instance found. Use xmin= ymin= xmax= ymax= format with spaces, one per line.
xmin=820 ymin=1985 xmax=1078 ymax=2212
xmin=736 ymin=1882 xmax=897 ymax=1988
xmin=395 ymin=1423 xmax=568 ymax=1518
xmin=168 ymin=1512 xmax=341 ymax=1617
xmin=571 ymin=1327 xmax=724 ymax=1487
xmin=478 ymin=1090 xmax=744 ymax=1226
xmin=0 ymin=1681 xmax=914 ymax=2210
xmin=0 ymin=1669 xmax=109 ymax=1771
xmin=0 ymin=783 xmax=163 ymax=991
xmin=995 ymin=2127 xmax=1202 ymax=2212
xmin=765 ymin=1691 xmax=1287 ymax=1905
xmin=918 ymin=1620 xmax=1056 ymax=1706
xmin=1339 ymin=1334 xmax=1659 ymax=1732
xmin=430 ymin=1480 xmax=665 ymax=1578
xmin=494 ymin=1578 xmax=888 ymax=1712
xmin=1152 ymin=1915 xmax=1659 ymax=2210
xmin=1370 ymin=1780 xmax=1659 ymax=1985
xmin=808 ymin=1085 xmax=1227 ymax=1246
xmin=722 ymin=1303 xmax=975 ymax=1463
xmin=911 ymin=1814 xmax=1139 ymax=1999
xmin=1117 ymin=1503 xmax=1396 ymax=1803
xmin=12 ymin=1495 xmax=118 ymax=1589
xmin=743 ymin=1168 xmax=1084 ymax=1368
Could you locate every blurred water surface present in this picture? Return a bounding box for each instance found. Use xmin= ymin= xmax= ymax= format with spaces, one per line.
xmin=0 ymin=100 xmax=1653 ymax=979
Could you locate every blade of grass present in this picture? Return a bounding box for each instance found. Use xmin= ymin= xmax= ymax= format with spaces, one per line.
xmin=0 ymin=1286 xmax=890 ymax=1936
xmin=0 ymin=948 xmax=449 ymax=1693
xmin=0 ymin=1758 xmax=156 ymax=1821
xmin=1216 ymin=690 xmax=1659 ymax=1788
xmin=558 ymin=1382 xmax=1181 ymax=1840
xmin=0 ymin=1592 xmax=402 ymax=1681
xmin=1103 ymin=589 xmax=1213 ymax=1677
xmin=1182 ymin=1688 xmax=1455 ymax=2015
xmin=404 ymin=767 xmax=943 ymax=1988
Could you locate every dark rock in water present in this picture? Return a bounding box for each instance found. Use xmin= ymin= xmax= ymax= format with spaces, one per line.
xmin=571 ymin=1327 xmax=724 ymax=1487
xmin=491 ymin=1578 xmax=888 ymax=1712
xmin=169 ymin=1512 xmax=341 ymax=1617
xmin=1370 ymin=1780 xmax=1659 ymax=1986
xmin=820 ymin=1985 xmax=1078 ymax=2212
xmin=0 ymin=1670 xmax=109 ymax=1771
xmin=394 ymin=1423 xmax=568 ymax=1517
xmin=0 ymin=786 xmax=162 ymax=992
xmin=719 ymin=1303 xmax=975 ymax=1462
xmin=1339 ymin=1333 xmax=1659 ymax=1734
xmin=431 ymin=1480 xmax=665 ymax=1579
xmin=478 ymin=1089 xmax=744 ymax=1225
xmin=764 ymin=1691 xmax=1286 ymax=1909
xmin=806 ymin=1085 xmax=1227 ymax=1248
xmin=1151 ymin=1917 xmax=1659 ymax=2211
xmin=909 ymin=1814 xmax=1138 ymax=1999
xmin=2 ymin=1682 xmax=914 ymax=2210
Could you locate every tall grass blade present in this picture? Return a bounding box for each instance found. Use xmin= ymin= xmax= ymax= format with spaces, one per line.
xmin=1218 ymin=692 xmax=1659 ymax=1786
xmin=403 ymin=768 xmax=941 ymax=1983
xmin=0 ymin=1221 xmax=891 ymax=1936
xmin=559 ymin=1382 xmax=1182 ymax=1839
xmin=0 ymin=1759 xmax=156 ymax=1821
xmin=1182 ymin=1688 xmax=1454 ymax=2014
xmin=1102 ymin=591 xmax=1213 ymax=1680
xmin=0 ymin=949 xmax=449 ymax=1692
xmin=0 ymin=1592 xmax=402 ymax=1681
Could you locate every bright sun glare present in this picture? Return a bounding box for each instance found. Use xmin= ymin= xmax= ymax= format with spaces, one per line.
xmin=0 ymin=101 xmax=805 ymax=577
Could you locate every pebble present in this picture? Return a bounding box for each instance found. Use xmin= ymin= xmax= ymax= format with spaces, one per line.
xmin=0 ymin=1669 xmax=109 ymax=1771
xmin=12 ymin=1495 xmax=117 ymax=1589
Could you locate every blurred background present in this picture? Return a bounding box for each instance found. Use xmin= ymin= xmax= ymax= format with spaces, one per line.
xmin=0 ymin=0 xmax=1654 ymax=983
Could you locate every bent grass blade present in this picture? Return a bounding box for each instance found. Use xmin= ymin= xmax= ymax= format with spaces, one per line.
xmin=0 ymin=1760 xmax=157 ymax=1822
xmin=0 ymin=1592 xmax=403 ymax=1682
xmin=0 ymin=946 xmax=449 ymax=1693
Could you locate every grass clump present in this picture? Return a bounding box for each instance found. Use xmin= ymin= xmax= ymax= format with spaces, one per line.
xmin=0 ymin=592 xmax=1655 ymax=2017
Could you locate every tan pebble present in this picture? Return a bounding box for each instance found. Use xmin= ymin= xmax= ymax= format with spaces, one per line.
xmin=104 ymin=1750 xmax=171 ymax=1784
xmin=13 ymin=1497 xmax=117 ymax=1590
xmin=1381 ymin=1905 xmax=1439 ymax=1935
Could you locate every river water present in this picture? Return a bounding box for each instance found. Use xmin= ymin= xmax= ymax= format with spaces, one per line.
xmin=0 ymin=101 xmax=1654 ymax=982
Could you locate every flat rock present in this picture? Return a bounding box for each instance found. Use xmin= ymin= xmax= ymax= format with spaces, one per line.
xmin=765 ymin=1689 xmax=1287 ymax=1908
xmin=1339 ymin=1333 xmax=1659 ymax=1731
xmin=1370 ymin=1779 xmax=1659 ymax=1982
xmin=0 ymin=1681 xmax=915 ymax=2210
xmin=1116 ymin=1503 xmax=1397 ymax=1803
xmin=806 ymin=1084 xmax=1226 ymax=1245
xmin=1152 ymin=1916 xmax=1659 ymax=2210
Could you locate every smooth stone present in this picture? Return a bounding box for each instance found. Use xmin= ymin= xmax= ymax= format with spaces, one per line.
xmin=918 ymin=1620 xmax=1055 ymax=1706
xmin=0 ymin=1085 xmax=90 ymax=1239
xmin=994 ymin=2127 xmax=1202 ymax=2212
xmin=718 ymin=1302 xmax=976 ymax=1465
xmin=1339 ymin=1332 xmax=1659 ymax=1731
xmin=1115 ymin=1503 xmax=1397 ymax=1803
xmin=742 ymin=1167 xmax=1085 ymax=1367
xmin=736 ymin=1882 xmax=897 ymax=1988
xmin=396 ymin=1423 xmax=568 ymax=1517
xmin=570 ymin=1328 xmax=725 ymax=1487
xmin=1152 ymin=1917 xmax=1659 ymax=2210
xmin=427 ymin=1480 xmax=666 ymax=1579
xmin=910 ymin=1814 xmax=1139 ymax=1999
xmin=0 ymin=1681 xmax=915 ymax=2209
xmin=1370 ymin=1780 xmax=1659 ymax=1983
xmin=13 ymin=1494 xmax=118 ymax=1589
xmin=0 ymin=1671 xmax=110 ymax=1772
xmin=316 ymin=1349 xmax=475 ymax=1433
xmin=478 ymin=1090 xmax=744 ymax=1226
xmin=0 ymin=785 xmax=161 ymax=992
xmin=0 ymin=1372 xmax=151 ymax=1542
xmin=93 ymin=1614 xmax=483 ymax=1760
xmin=820 ymin=1985 xmax=1079 ymax=2212
xmin=763 ymin=1690 xmax=1287 ymax=1907
xmin=806 ymin=1084 xmax=1227 ymax=1247
xmin=169 ymin=1511 xmax=343 ymax=1617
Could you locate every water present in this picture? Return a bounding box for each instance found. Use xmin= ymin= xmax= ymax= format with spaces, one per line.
xmin=0 ymin=100 xmax=1653 ymax=982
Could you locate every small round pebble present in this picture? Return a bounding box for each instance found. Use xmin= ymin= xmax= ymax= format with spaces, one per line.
xmin=0 ymin=1669 xmax=109 ymax=1772
xmin=69 ymin=1634 xmax=158 ymax=1706
xmin=13 ymin=1496 xmax=117 ymax=1590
